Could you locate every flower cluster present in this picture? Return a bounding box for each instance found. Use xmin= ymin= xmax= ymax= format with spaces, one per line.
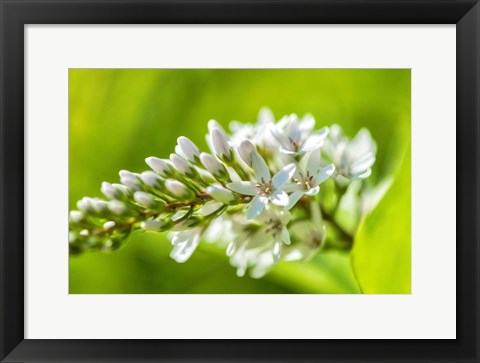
xmin=69 ymin=108 xmax=377 ymax=278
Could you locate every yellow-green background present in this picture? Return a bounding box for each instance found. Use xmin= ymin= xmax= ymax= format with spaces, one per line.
xmin=69 ymin=69 xmax=410 ymax=294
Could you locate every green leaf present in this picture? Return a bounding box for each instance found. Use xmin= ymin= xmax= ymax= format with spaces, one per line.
xmin=351 ymin=145 xmax=411 ymax=294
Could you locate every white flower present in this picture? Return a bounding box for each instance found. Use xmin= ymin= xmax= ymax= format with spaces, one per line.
xmin=286 ymin=202 xmax=327 ymax=262
xmin=203 ymin=216 xmax=234 ymax=243
xmin=227 ymin=208 xmax=291 ymax=276
xmin=324 ymin=124 xmax=377 ymax=182
xmin=70 ymin=108 xmax=379 ymax=278
xmin=168 ymin=228 xmax=202 ymax=263
xmin=230 ymin=107 xmax=277 ymax=152
xmin=258 ymin=208 xmax=292 ymax=263
xmin=271 ymin=113 xmax=329 ymax=156
xmin=283 ymin=151 xmax=335 ymax=209
xmin=227 ymin=152 xmax=296 ymax=219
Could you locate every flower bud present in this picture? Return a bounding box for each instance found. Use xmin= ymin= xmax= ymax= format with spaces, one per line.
xmin=79 ymin=229 xmax=89 ymax=237
xmin=272 ymin=240 xmax=282 ymax=264
xmin=226 ymin=241 xmax=236 ymax=256
xmin=133 ymin=191 xmax=156 ymax=208
xmin=238 ymin=139 xmax=256 ymax=166
xmin=165 ymin=179 xmax=195 ymax=200
xmin=101 ymin=182 xmax=129 ymax=200
xmin=170 ymin=153 xmax=197 ymax=177
xmin=92 ymin=199 xmax=108 ymax=213
xmin=103 ymin=221 xmax=116 ymax=229
xmin=177 ymin=136 xmax=200 ymax=163
xmin=69 ymin=210 xmax=85 ymax=223
xmin=208 ymin=119 xmax=228 ymax=137
xmin=206 ymin=185 xmax=236 ymax=205
xmin=140 ymin=171 xmax=164 ymax=189
xmin=119 ymin=170 xmax=142 ymax=190
xmin=140 ymin=219 xmax=172 ymax=232
xmin=77 ymin=197 xmax=95 ymax=213
xmin=69 ymin=231 xmax=78 ymax=243
xmin=200 ymin=152 xmax=228 ymax=179
xmin=145 ymin=157 xmax=174 ymax=178
xmin=108 ymin=200 xmax=127 ymax=215
xmin=211 ymin=128 xmax=233 ymax=162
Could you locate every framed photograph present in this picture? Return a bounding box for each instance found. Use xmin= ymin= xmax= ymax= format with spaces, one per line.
xmin=1 ymin=0 xmax=478 ymax=362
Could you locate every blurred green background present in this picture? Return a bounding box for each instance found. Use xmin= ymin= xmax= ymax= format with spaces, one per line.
xmin=69 ymin=69 xmax=410 ymax=294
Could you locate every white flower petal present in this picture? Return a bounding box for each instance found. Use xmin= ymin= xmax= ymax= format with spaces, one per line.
xmin=270 ymin=190 xmax=289 ymax=207
xmin=246 ymin=195 xmax=267 ymax=219
xmin=301 ymin=139 xmax=324 ymax=153
xmin=305 ymin=186 xmax=320 ymax=196
xmin=270 ymin=127 xmax=291 ymax=149
xmin=285 ymin=116 xmax=301 ymax=141
xmin=227 ymin=181 xmax=257 ymax=195
xmin=226 ymin=241 xmax=236 ymax=256
xmin=272 ymin=163 xmax=296 ymax=188
xmin=350 ymin=154 xmax=375 ymax=175
xmin=170 ymin=232 xmax=200 ymax=263
xmin=351 ymin=168 xmax=372 ymax=180
xmin=301 ymin=127 xmax=329 ymax=151
xmin=306 ymin=149 xmax=321 ymax=177
xmin=282 ymin=182 xmax=300 ymax=193
xmin=272 ymin=240 xmax=282 ymax=264
xmin=348 ymin=128 xmax=377 ymax=157
xmin=252 ymin=151 xmax=271 ymax=183
xmin=316 ymin=164 xmax=335 ymax=184
xmin=286 ymin=191 xmax=303 ymax=210
xmin=279 ymin=147 xmax=297 ymax=155
xmin=299 ymin=114 xmax=315 ymax=134
xmin=258 ymin=107 xmax=275 ymax=125
xmin=281 ymin=227 xmax=291 ymax=245
xmin=236 ymin=265 xmax=247 ymax=277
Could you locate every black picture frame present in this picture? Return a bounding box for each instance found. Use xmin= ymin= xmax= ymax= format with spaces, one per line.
xmin=1 ymin=0 xmax=479 ymax=362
